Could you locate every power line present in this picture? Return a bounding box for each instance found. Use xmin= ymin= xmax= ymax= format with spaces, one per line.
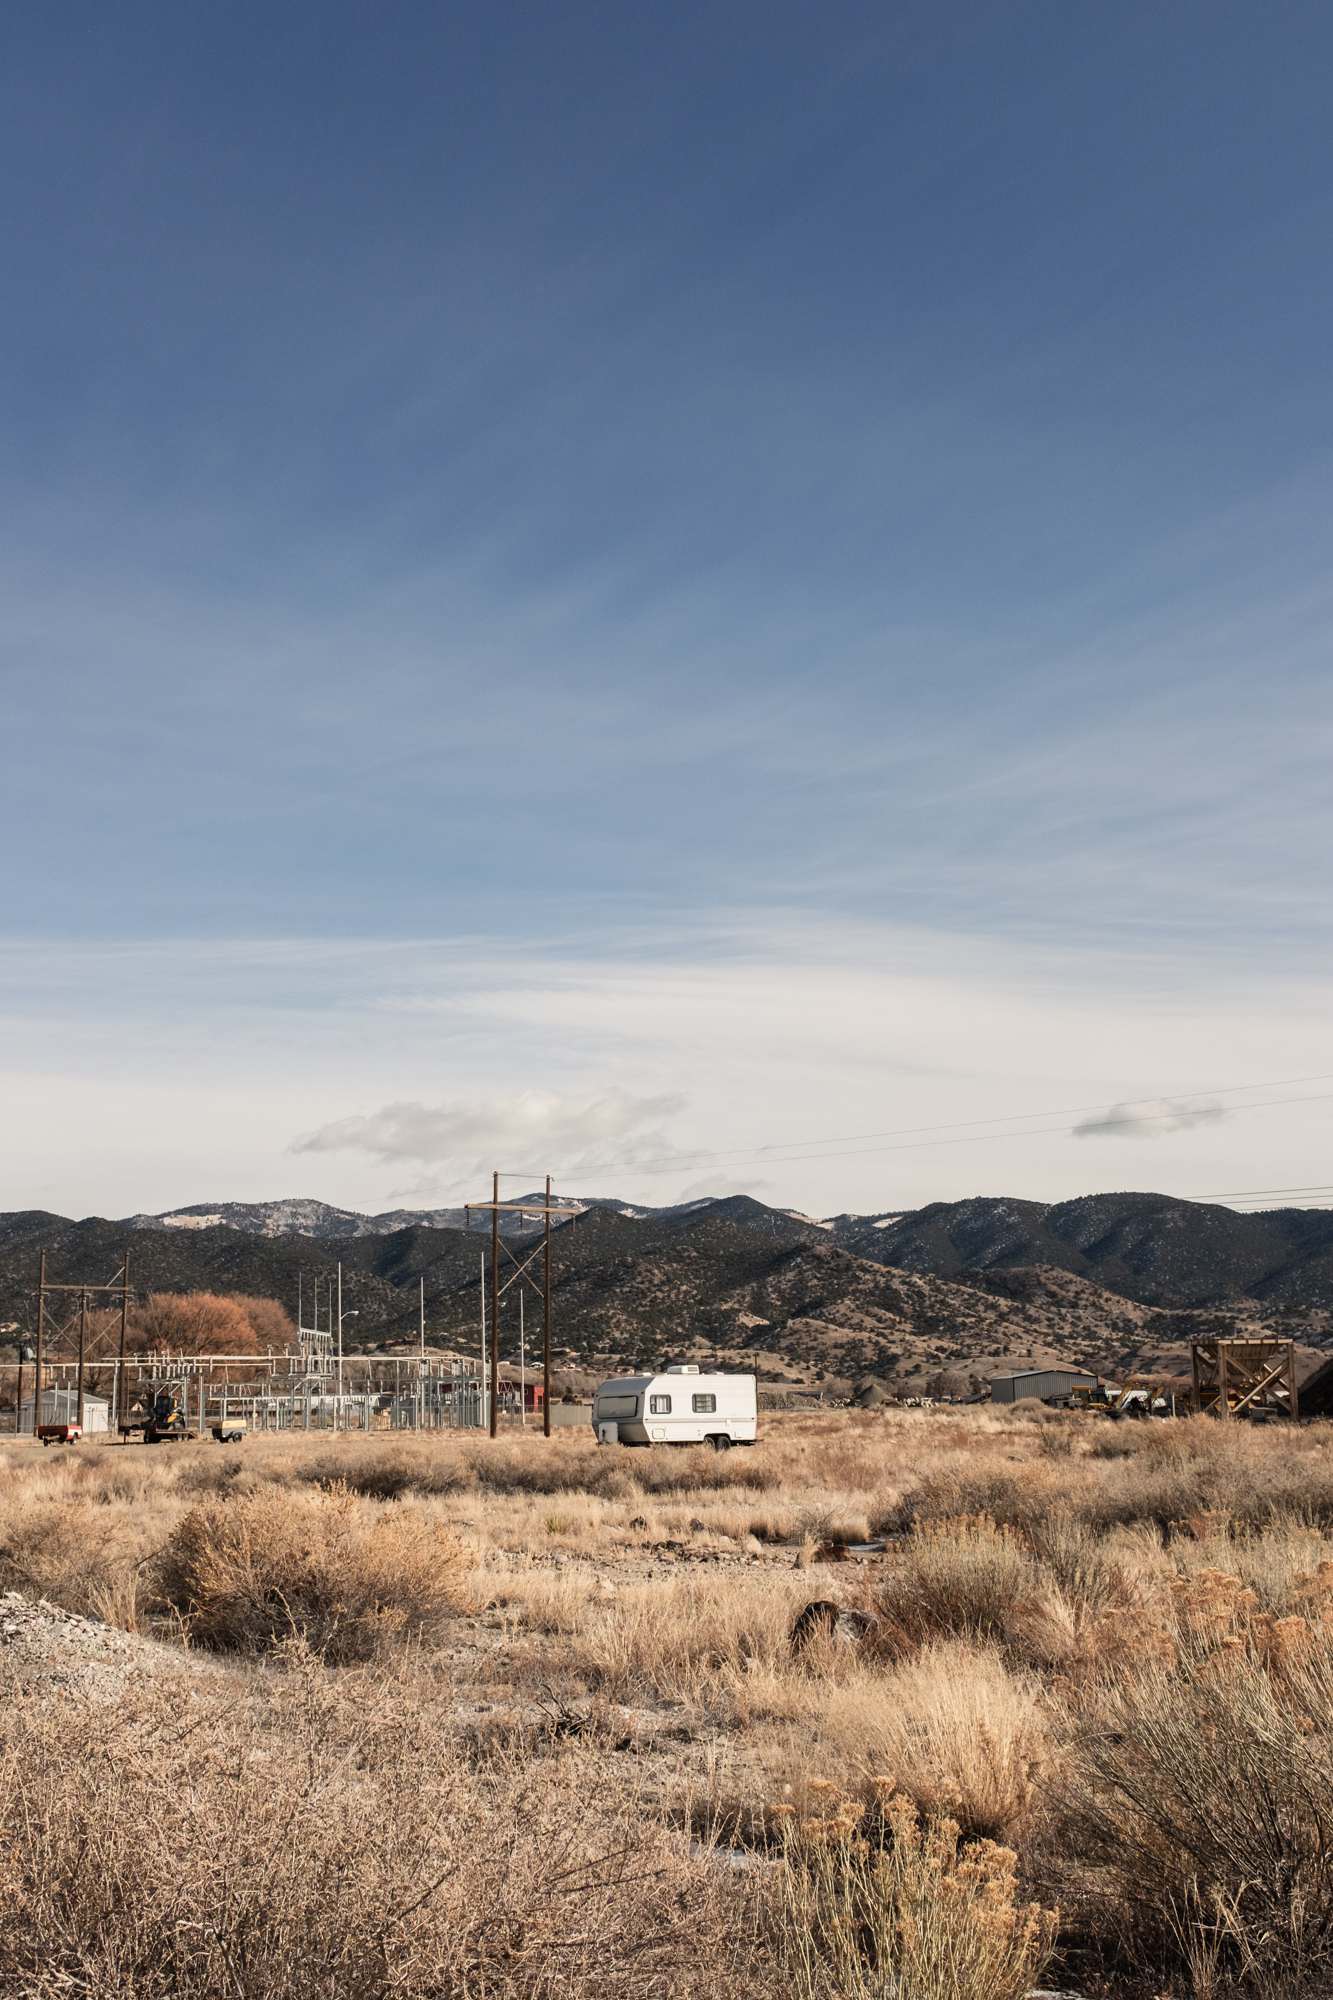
xmin=564 ymin=1072 xmax=1328 ymax=1176
xmin=715 ymin=1091 xmax=1333 ymax=1173
xmin=1224 ymin=1199 xmax=1333 ymax=1213
xmin=1188 ymin=1181 xmax=1333 ymax=1200
xmin=571 ymin=1081 xmax=1333 ymax=1181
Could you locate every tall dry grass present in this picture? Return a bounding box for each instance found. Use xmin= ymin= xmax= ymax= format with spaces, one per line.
xmin=817 ymin=1642 xmax=1048 ymax=1843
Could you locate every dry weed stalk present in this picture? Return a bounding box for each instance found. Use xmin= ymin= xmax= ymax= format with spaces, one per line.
xmin=771 ymin=1787 xmax=1055 ymax=2000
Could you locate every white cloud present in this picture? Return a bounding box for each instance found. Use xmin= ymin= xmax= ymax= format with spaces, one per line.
xmin=291 ymin=1087 xmax=685 ymax=1195
xmin=2 ymin=920 xmax=1331 ymax=1219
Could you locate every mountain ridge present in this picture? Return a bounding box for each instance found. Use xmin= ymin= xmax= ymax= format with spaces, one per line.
xmin=87 ymin=1188 xmax=1333 ymax=1312
xmin=2 ymin=1191 xmax=1330 ymax=1393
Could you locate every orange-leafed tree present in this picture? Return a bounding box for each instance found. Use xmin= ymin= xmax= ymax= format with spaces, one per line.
xmin=232 ymin=1295 xmax=296 ymax=1351
xmin=131 ymin=1293 xmax=261 ymax=1355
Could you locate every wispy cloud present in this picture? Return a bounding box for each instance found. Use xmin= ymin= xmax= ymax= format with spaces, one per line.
xmin=291 ymin=1087 xmax=686 ymax=1195
xmin=1072 ymin=1099 xmax=1226 ymax=1140
xmin=673 ymin=1175 xmax=774 ymax=1202
xmin=4 ymin=918 xmax=1331 ymax=1217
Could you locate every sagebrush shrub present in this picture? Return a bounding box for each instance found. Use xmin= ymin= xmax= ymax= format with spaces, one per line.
xmin=1057 ymin=1634 xmax=1333 ymax=1997
xmin=152 ymin=1482 xmax=472 ymax=1662
xmin=0 ymin=1667 xmax=745 ymax=2000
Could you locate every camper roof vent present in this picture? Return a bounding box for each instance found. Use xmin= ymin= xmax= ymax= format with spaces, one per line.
xmin=664 ymin=1363 xmax=700 ymax=1375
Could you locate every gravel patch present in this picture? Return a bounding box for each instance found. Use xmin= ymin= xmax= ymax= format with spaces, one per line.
xmin=0 ymin=1590 xmax=199 ymax=1703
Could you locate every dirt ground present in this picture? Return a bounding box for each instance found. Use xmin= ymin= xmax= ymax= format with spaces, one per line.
xmin=6 ymin=1408 xmax=1333 ymax=1998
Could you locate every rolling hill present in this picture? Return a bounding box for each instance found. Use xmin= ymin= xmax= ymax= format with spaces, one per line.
xmin=3 ymin=1191 xmax=1327 ymax=1393
xmin=93 ymin=1186 xmax=1333 ymax=1312
xmin=831 ymin=1192 xmax=1333 ymax=1308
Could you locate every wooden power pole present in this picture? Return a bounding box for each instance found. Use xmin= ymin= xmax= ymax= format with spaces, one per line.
xmin=464 ymin=1176 xmax=578 ymax=1442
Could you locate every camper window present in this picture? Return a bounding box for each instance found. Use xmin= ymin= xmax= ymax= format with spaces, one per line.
xmin=692 ymin=1393 xmax=717 ymax=1413
xmin=649 ymin=1393 xmax=672 ymax=1415
xmin=596 ymin=1394 xmax=639 ymax=1419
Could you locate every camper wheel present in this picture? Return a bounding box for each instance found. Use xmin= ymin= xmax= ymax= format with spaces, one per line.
xmin=708 ymin=1434 xmax=731 ymax=1452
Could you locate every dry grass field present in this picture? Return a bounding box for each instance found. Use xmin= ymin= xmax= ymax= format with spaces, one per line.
xmin=5 ymin=1406 xmax=1333 ymax=1997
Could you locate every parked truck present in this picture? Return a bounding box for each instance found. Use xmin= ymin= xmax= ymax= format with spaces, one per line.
xmin=36 ymin=1421 xmax=82 ymax=1447
xmin=592 ymin=1365 xmax=757 ymax=1449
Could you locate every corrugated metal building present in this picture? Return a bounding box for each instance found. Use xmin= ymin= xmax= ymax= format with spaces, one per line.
xmin=990 ymin=1367 xmax=1095 ymax=1405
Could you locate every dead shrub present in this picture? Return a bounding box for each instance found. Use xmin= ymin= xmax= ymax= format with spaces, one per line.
xmin=875 ymin=1458 xmax=1059 ymax=1537
xmin=152 ymin=1483 xmax=473 ymax=1662
xmin=630 ymin=1448 xmax=781 ymax=1495
xmin=770 ymin=1790 xmax=1055 ymax=2000
xmin=0 ymin=1667 xmax=752 ymax=2000
xmin=0 ymin=1493 xmax=156 ymax=1626
xmin=1077 ymin=1420 xmax=1333 ymax=1538
xmin=1055 ymin=1638 xmax=1333 ymax=1997
xmin=297 ymin=1448 xmax=477 ymax=1500
xmin=454 ymin=1441 xmax=779 ymax=1502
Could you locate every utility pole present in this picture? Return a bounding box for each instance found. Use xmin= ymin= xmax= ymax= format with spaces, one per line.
xmin=33 ymin=1251 xmax=45 ymax=1438
xmin=519 ymin=1290 xmax=526 ymax=1427
xmin=336 ymin=1262 xmax=343 ymax=1431
xmin=418 ymin=1273 xmax=425 ymax=1430
xmin=543 ymin=1173 xmax=553 ymax=1439
xmin=76 ymin=1287 xmax=88 ymax=1429
xmin=478 ymin=1251 xmax=487 ymax=1429
xmin=116 ymin=1249 xmax=130 ymax=1438
xmin=489 ymin=1170 xmax=500 ymax=1437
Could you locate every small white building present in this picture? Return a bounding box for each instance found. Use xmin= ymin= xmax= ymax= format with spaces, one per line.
xmin=592 ymin=1364 xmax=757 ymax=1448
xmin=20 ymin=1387 xmax=111 ymax=1433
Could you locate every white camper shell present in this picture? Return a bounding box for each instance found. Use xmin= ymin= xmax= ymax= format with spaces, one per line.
xmin=592 ymin=1365 xmax=757 ymax=1449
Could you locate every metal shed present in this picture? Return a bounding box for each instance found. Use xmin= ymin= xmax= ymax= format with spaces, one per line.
xmin=19 ymin=1387 xmax=111 ymax=1432
xmin=990 ymin=1367 xmax=1096 ymax=1405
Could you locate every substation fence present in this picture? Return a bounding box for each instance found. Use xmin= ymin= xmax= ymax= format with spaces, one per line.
xmin=6 ymin=1350 xmax=490 ymax=1436
xmin=13 ymin=1192 xmax=572 ymax=1443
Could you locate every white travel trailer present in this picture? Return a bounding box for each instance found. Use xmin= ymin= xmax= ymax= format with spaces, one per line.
xmin=592 ymin=1364 xmax=757 ymax=1449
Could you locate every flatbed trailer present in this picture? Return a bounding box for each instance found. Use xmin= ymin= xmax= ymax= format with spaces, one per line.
xmin=116 ymin=1421 xmax=196 ymax=1443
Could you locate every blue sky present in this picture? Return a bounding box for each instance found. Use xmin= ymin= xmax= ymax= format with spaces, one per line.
xmin=3 ymin=1 xmax=1332 ymax=1217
